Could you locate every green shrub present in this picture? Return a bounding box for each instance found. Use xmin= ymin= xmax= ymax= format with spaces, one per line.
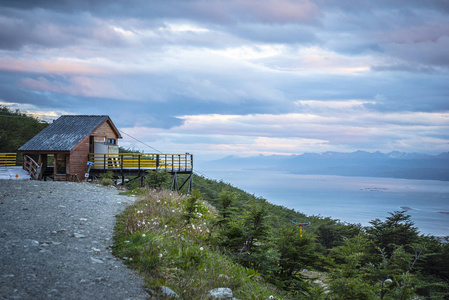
xmin=145 ymin=169 xmax=170 ymax=190
xmin=99 ymin=178 xmax=114 ymax=186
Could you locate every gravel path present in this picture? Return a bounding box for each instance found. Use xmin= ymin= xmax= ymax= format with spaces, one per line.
xmin=0 ymin=180 xmax=148 ymax=300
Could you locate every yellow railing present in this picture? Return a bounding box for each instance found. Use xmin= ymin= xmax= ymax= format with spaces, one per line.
xmin=0 ymin=153 xmax=16 ymax=166
xmin=88 ymin=153 xmax=193 ymax=172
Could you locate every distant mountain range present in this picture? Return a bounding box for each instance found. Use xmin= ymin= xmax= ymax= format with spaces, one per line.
xmin=203 ymin=151 xmax=449 ymax=181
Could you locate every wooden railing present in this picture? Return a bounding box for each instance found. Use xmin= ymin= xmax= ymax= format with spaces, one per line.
xmin=0 ymin=153 xmax=16 ymax=166
xmin=88 ymin=153 xmax=193 ymax=173
xmin=23 ymin=155 xmax=42 ymax=179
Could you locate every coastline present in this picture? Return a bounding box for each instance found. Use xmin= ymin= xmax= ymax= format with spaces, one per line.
xmin=196 ymin=169 xmax=449 ymax=237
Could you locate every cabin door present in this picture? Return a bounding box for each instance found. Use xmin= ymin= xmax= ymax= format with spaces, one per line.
xmin=55 ymin=154 xmax=67 ymax=174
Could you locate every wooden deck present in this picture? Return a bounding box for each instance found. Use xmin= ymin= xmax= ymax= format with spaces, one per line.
xmin=87 ymin=153 xmax=193 ymax=192
xmin=88 ymin=153 xmax=193 ymax=174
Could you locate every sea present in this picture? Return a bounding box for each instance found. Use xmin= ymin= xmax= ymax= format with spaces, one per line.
xmin=197 ymin=169 xmax=449 ymax=237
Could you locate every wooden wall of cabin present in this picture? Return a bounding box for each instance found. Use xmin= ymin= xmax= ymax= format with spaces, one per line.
xmin=91 ymin=120 xmax=120 ymax=144
xmin=67 ymin=120 xmax=120 ymax=180
xmin=67 ymin=134 xmax=90 ymax=180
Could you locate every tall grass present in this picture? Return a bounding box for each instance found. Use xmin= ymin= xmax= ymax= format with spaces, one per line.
xmin=113 ymin=189 xmax=290 ymax=299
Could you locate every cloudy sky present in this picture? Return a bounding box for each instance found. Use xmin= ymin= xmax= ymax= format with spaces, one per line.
xmin=1 ymin=0 xmax=448 ymax=160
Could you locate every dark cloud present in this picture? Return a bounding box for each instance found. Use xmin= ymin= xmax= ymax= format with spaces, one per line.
xmin=231 ymin=23 xmax=318 ymax=44
xmin=0 ymin=7 xmax=138 ymax=50
xmin=0 ymin=0 xmax=323 ymax=25
xmin=318 ymin=0 xmax=449 ymax=13
xmin=370 ymin=64 xmax=440 ymax=74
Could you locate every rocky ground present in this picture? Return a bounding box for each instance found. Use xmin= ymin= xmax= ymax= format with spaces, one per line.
xmin=0 ymin=180 xmax=149 ymax=300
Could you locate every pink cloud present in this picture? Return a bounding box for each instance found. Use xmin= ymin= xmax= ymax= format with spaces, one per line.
xmin=0 ymin=57 xmax=105 ymax=74
xmin=19 ymin=76 xmax=125 ymax=99
xmin=237 ymin=0 xmax=321 ymax=23
xmin=192 ymin=0 xmax=321 ymax=24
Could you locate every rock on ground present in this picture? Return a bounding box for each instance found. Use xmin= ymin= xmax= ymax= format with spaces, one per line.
xmin=0 ymin=180 xmax=148 ymax=299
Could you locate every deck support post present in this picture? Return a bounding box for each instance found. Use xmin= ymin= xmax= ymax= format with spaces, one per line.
xmin=120 ymin=154 xmax=124 ymax=185
xmin=178 ymin=173 xmax=193 ymax=194
xmin=171 ymin=172 xmax=178 ymax=191
xmin=188 ymin=173 xmax=193 ymax=193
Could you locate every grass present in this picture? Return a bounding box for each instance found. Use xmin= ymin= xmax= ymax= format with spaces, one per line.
xmin=113 ymin=189 xmax=291 ymax=299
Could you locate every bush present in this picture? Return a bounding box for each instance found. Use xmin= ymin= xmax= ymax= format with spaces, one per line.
xmin=99 ymin=178 xmax=114 ymax=186
xmin=145 ymin=170 xmax=170 ymax=190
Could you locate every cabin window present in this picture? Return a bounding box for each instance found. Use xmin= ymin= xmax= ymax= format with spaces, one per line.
xmin=107 ymin=138 xmax=116 ymax=145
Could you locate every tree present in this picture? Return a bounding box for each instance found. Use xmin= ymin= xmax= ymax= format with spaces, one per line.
xmin=362 ymin=247 xmax=417 ymax=299
xmin=328 ymin=234 xmax=377 ymax=299
xmin=315 ymin=218 xmax=361 ymax=251
xmin=183 ymin=189 xmax=202 ymax=223
xmin=216 ymin=191 xmax=236 ymax=226
xmin=0 ymin=106 xmax=48 ymax=153
xmin=366 ymin=211 xmax=419 ymax=257
xmin=275 ymin=225 xmax=320 ymax=280
xmin=145 ymin=169 xmax=170 ymax=190
xmin=240 ymin=201 xmax=270 ymax=254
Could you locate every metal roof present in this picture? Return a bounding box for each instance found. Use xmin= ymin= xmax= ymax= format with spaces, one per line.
xmin=19 ymin=115 xmax=112 ymax=152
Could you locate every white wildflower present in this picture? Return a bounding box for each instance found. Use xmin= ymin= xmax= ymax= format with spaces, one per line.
xmin=142 ymin=233 xmax=146 ymax=237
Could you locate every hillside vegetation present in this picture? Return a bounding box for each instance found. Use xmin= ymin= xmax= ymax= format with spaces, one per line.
xmin=0 ymin=106 xmax=49 ymax=154
xmin=113 ymin=173 xmax=449 ymax=299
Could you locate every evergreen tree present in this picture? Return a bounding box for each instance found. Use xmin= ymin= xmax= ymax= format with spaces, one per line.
xmin=366 ymin=211 xmax=419 ymax=257
xmin=216 ymin=190 xmax=236 ymax=226
xmin=0 ymin=106 xmax=48 ymax=154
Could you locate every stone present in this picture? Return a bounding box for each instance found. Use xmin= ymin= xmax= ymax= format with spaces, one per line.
xmin=208 ymin=288 xmax=233 ymax=299
xmin=160 ymin=286 xmax=179 ymax=298
xmin=91 ymin=257 xmax=104 ymax=264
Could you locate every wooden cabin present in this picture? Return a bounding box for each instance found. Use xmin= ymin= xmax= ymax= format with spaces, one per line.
xmin=18 ymin=115 xmax=122 ymax=181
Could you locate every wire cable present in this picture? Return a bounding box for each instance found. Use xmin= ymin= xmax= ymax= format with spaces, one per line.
xmin=119 ymin=129 xmax=163 ymax=154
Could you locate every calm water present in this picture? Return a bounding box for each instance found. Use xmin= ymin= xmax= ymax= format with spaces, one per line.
xmin=199 ymin=169 xmax=449 ymax=237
